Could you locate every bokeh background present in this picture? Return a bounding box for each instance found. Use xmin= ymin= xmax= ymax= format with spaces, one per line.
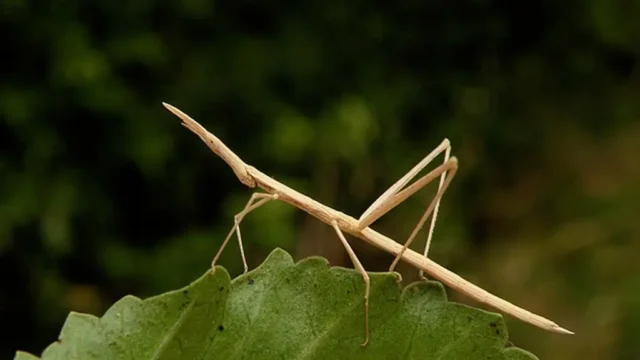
xmin=1 ymin=1 xmax=639 ymax=359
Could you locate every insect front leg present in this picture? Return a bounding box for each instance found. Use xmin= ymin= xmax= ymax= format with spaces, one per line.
xmin=212 ymin=192 xmax=279 ymax=273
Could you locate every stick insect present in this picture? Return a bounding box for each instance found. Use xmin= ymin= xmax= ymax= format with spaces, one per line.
xmin=163 ymin=103 xmax=573 ymax=347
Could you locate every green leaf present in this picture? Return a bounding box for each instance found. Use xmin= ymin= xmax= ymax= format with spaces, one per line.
xmin=13 ymin=352 xmax=39 ymax=360
xmin=17 ymin=248 xmax=538 ymax=359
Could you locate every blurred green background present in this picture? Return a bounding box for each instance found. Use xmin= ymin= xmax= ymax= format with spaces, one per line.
xmin=1 ymin=1 xmax=639 ymax=359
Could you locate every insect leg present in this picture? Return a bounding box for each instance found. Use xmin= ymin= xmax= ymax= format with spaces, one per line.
xmin=331 ymin=220 xmax=371 ymax=347
xmin=212 ymin=192 xmax=279 ymax=273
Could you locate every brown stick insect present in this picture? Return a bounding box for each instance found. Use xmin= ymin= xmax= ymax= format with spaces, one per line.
xmin=163 ymin=103 xmax=573 ymax=347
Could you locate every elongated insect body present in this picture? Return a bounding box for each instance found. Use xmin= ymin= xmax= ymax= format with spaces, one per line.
xmin=164 ymin=103 xmax=573 ymax=346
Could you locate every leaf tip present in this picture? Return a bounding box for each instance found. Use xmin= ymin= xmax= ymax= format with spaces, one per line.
xmin=264 ymin=247 xmax=295 ymax=265
xmin=401 ymin=279 xmax=447 ymax=302
xmin=13 ymin=351 xmax=39 ymax=360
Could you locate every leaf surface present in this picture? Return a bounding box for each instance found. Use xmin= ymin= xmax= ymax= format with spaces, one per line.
xmin=17 ymin=248 xmax=538 ymax=360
